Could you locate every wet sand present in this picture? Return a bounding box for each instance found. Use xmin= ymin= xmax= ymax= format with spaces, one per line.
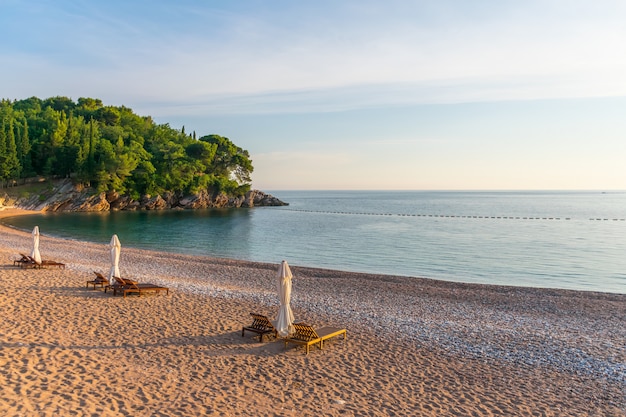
xmin=0 ymin=207 xmax=624 ymax=416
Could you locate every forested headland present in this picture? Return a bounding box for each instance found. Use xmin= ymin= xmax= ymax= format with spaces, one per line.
xmin=0 ymin=96 xmax=284 ymax=210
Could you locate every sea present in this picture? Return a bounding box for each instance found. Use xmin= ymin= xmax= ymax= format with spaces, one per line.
xmin=2 ymin=190 xmax=625 ymax=294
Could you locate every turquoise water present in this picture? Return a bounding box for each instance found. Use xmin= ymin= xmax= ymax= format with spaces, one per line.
xmin=3 ymin=190 xmax=626 ymax=294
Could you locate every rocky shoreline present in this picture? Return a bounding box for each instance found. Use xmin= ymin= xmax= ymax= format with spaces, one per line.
xmin=0 ymin=179 xmax=287 ymax=212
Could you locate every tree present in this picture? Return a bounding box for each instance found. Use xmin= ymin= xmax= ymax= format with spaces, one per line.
xmin=85 ymin=118 xmax=98 ymax=182
xmin=3 ymin=96 xmax=255 ymax=197
xmin=95 ymin=106 xmax=120 ymax=126
xmin=17 ymin=117 xmax=34 ymax=178
xmin=5 ymin=119 xmax=20 ymax=180
xmin=0 ymin=103 xmax=21 ymax=185
xmin=199 ymin=134 xmax=253 ymax=185
xmin=44 ymin=96 xmax=75 ymax=113
xmin=77 ymin=97 xmax=103 ymax=110
xmin=0 ymin=117 xmax=6 ymax=184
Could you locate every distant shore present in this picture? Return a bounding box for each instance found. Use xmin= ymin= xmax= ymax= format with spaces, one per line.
xmin=0 ymin=207 xmax=39 ymax=218
xmin=0 ymin=206 xmax=624 ymax=416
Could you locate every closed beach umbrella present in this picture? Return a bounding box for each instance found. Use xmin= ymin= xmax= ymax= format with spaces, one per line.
xmin=109 ymin=234 xmax=121 ymax=280
xmin=275 ymin=260 xmax=295 ymax=337
xmin=31 ymin=226 xmax=42 ymax=264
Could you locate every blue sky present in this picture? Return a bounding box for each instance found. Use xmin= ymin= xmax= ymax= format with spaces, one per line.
xmin=2 ymin=0 xmax=625 ymax=190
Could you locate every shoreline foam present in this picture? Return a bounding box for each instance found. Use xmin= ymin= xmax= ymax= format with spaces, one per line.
xmin=0 ymin=208 xmax=624 ymax=416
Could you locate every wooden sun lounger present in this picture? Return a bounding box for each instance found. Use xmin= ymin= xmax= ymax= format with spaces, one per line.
xmin=242 ymin=313 xmax=278 ymax=342
xmin=13 ymin=253 xmax=31 ymax=267
xmin=86 ymin=271 xmax=109 ymax=290
xmin=15 ymin=253 xmax=39 ymax=269
xmin=105 ymin=276 xmax=136 ymax=293
xmin=107 ymin=277 xmax=169 ymax=298
xmin=39 ymin=259 xmax=66 ymax=269
xmin=120 ymin=283 xmax=169 ymax=298
xmin=18 ymin=254 xmax=65 ymax=269
xmin=284 ymin=323 xmax=347 ymax=355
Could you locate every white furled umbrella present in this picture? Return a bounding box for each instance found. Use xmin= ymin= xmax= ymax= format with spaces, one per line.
xmin=109 ymin=234 xmax=121 ymax=281
xmin=30 ymin=226 xmax=42 ymax=264
xmin=275 ymin=260 xmax=295 ymax=337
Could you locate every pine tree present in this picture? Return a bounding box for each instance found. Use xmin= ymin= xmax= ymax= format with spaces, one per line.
xmin=19 ymin=118 xmax=32 ymax=178
xmin=87 ymin=118 xmax=96 ymax=181
xmin=5 ymin=119 xmax=20 ymax=182
xmin=0 ymin=118 xmax=6 ymax=185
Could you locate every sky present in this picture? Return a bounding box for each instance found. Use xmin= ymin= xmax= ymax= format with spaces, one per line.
xmin=1 ymin=0 xmax=626 ymax=190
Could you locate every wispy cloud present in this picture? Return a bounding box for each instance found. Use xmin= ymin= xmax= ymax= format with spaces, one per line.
xmin=3 ymin=0 xmax=626 ymax=112
xmin=139 ymin=71 xmax=626 ymax=118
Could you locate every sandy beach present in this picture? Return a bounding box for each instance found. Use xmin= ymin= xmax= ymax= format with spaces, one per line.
xmin=0 ymin=207 xmax=624 ymax=416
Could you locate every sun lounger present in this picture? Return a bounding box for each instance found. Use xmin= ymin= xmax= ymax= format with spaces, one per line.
xmin=242 ymin=313 xmax=278 ymax=342
xmin=18 ymin=255 xmax=65 ymax=269
xmin=107 ymin=276 xmax=169 ymax=298
xmin=15 ymin=253 xmax=39 ymax=268
xmin=284 ymin=323 xmax=347 ymax=355
xmin=104 ymin=276 xmax=137 ymax=293
xmin=13 ymin=253 xmax=31 ymax=267
xmin=86 ymin=271 xmax=109 ymax=290
xmin=39 ymin=259 xmax=66 ymax=269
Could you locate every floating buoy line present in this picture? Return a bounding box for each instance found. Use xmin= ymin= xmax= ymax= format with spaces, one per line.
xmin=280 ymin=208 xmax=626 ymax=221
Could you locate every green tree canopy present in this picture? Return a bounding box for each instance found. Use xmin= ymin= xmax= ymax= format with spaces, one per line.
xmin=0 ymin=96 xmax=254 ymax=196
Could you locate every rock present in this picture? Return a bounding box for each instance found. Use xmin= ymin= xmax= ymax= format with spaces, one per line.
xmin=110 ymin=195 xmax=133 ymax=210
xmin=213 ymin=193 xmax=229 ymax=207
xmin=77 ymin=192 xmax=110 ymax=211
xmin=142 ymin=195 xmax=168 ymax=210
xmin=161 ymin=191 xmax=180 ymax=207
xmin=229 ymin=195 xmax=246 ymax=207
xmin=9 ymin=178 xmax=288 ymax=212
xmin=180 ymin=190 xmax=212 ymax=209
xmin=105 ymin=190 xmax=120 ymax=203
xmin=0 ymin=193 xmax=18 ymax=208
xmin=245 ymin=190 xmax=288 ymax=207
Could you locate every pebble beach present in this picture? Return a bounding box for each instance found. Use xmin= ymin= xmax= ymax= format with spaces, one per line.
xmin=0 ymin=207 xmax=624 ymax=416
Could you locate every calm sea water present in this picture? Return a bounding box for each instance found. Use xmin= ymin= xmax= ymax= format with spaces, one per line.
xmin=3 ymin=190 xmax=625 ymax=294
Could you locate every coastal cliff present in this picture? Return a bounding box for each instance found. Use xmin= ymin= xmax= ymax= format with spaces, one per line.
xmin=0 ymin=179 xmax=287 ymax=212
